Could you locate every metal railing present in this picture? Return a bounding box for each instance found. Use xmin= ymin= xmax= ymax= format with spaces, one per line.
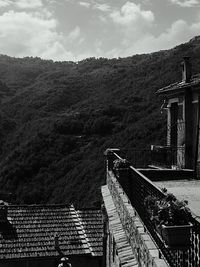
xmin=120 ymin=149 xmax=151 ymax=168
xmin=114 ymin=146 xmax=185 ymax=169
xmin=151 ymin=146 xmax=185 ymax=169
xmin=105 ymin=149 xmax=200 ymax=267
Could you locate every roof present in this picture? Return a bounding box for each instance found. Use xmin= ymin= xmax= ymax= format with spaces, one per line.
xmin=0 ymin=205 xmax=103 ymax=260
xmin=77 ymin=210 xmax=102 ymax=256
xmin=156 ymin=74 xmax=200 ymax=95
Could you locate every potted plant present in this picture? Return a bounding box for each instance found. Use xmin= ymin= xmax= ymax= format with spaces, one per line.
xmin=144 ymin=191 xmax=192 ymax=249
xmin=113 ymin=158 xmax=130 ymax=178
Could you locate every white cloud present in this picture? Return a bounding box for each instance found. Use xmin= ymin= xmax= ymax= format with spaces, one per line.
xmin=15 ymin=0 xmax=43 ymax=9
xmin=34 ymin=7 xmax=53 ymax=19
xmin=0 ymin=0 xmax=11 ymax=7
xmin=68 ymin=26 xmax=81 ymax=41
xmin=109 ymin=1 xmax=154 ymax=47
xmin=143 ymin=18 xmax=200 ymax=52
xmin=106 ymin=17 xmax=200 ymax=58
xmin=39 ymin=41 xmax=74 ymax=61
xmin=110 ymin=1 xmax=154 ymax=26
xmin=93 ymin=3 xmax=110 ymax=12
xmin=0 ymin=10 xmax=82 ymax=61
xmin=105 ymin=1 xmax=200 ymax=59
xmin=79 ymin=2 xmax=110 ymax=12
xmin=79 ymin=1 xmax=91 ymax=8
xmin=170 ymin=0 xmax=199 ymax=7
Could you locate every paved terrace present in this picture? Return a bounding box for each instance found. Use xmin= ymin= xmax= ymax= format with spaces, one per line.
xmin=154 ymin=179 xmax=200 ymax=220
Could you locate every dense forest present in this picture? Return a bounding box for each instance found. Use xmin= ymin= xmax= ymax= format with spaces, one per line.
xmin=0 ymin=36 xmax=200 ymax=207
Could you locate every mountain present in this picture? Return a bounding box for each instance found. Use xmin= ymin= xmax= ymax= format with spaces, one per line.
xmin=0 ymin=37 xmax=200 ymax=208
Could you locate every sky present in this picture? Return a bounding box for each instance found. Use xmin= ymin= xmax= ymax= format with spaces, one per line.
xmin=0 ymin=0 xmax=199 ymax=61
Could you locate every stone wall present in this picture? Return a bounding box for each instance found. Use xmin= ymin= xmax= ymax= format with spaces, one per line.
xmin=107 ymin=171 xmax=169 ymax=267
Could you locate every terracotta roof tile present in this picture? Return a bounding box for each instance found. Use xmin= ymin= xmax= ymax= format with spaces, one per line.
xmin=157 ymin=75 xmax=200 ymax=95
xmin=77 ymin=210 xmax=103 ymax=256
xmin=0 ymin=205 xmax=102 ymax=260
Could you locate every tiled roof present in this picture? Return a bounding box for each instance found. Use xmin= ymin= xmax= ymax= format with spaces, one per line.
xmin=156 ymin=74 xmax=200 ymax=95
xmin=77 ymin=210 xmax=103 ymax=256
xmin=0 ymin=205 xmax=103 ymax=260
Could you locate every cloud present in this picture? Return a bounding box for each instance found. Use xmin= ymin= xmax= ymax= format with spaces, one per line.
xmin=0 ymin=0 xmax=198 ymax=62
xmin=106 ymin=17 xmax=200 ymax=58
xmin=144 ymin=18 xmax=200 ymax=51
xmin=170 ymin=0 xmax=199 ymax=7
xmin=0 ymin=0 xmax=11 ymax=7
xmin=79 ymin=1 xmax=91 ymax=8
xmin=68 ymin=26 xmax=81 ymax=41
xmin=79 ymin=2 xmax=110 ymax=12
xmin=93 ymin=3 xmax=111 ymax=12
xmin=108 ymin=1 xmax=155 ymax=46
xmin=110 ymin=1 xmax=154 ymax=26
xmin=0 ymin=10 xmax=82 ymax=61
xmin=15 ymin=0 xmax=43 ymax=9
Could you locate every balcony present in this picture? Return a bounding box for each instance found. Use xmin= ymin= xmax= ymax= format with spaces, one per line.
xmin=151 ymin=145 xmax=185 ymax=169
xmin=119 ymin=146 xmax=185 ymax=170
xmin=104 ymin=149 xmax=200 ymax=267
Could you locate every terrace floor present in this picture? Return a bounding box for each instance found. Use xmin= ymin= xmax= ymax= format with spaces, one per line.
xmin=154 ymin=180 xmax=200 ymax=220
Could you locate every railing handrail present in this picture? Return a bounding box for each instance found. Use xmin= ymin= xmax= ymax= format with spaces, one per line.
xmin=129 ymin=165 xmax=165 ymax=196
xmin=151 ymin=145 xmax=185 ymax=149
xmin=112 ymin=152 xmax=123 ymax=161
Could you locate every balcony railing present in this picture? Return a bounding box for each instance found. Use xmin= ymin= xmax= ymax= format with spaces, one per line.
xmin=105 ymin=149 xmax=200 ymax=267
xmin=116 ymin=147 xmax=185 ymax=169
xmin=121 ymin=149 xmax=151 ymax=168
xmin=151 ymin=145 xmax=185 ymax=169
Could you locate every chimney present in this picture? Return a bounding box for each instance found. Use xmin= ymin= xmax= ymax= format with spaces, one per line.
xmin=181 ymin=57 xmax=192 ymax=83
xmin=0 ymin=201 xmax=8 ymax=223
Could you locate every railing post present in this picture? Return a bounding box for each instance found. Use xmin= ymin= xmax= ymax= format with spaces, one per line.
xmin=104 ymin=148 xmax=120 ymax=171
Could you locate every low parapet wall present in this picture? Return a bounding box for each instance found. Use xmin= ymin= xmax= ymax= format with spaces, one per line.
xmin=104 ymin=171 xmax=169 ymax=267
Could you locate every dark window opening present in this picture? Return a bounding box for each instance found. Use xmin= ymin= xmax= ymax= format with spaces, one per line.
xmin=171 ymin=102 xmax=178 ymax=147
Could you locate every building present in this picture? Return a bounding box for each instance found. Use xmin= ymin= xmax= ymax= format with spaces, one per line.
xmin=0 ymin=203 xmax=103 ymax=267
xmin=101 ymin=58 xmax=200 ymax=267
xmin=155 ymin=57 xmax=200 ymax=173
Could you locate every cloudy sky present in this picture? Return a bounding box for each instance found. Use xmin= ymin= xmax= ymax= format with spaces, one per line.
xmin=0 ymin=0 xmax=199 ymax=61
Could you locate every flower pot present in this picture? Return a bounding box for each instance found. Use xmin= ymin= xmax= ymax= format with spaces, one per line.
xmin=161 ymin=223 xmax=192 ymax=249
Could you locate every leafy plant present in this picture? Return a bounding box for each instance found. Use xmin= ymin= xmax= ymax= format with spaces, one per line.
xmin=144 ymin=192 xmax=192 ymax=226
xmin=113 ymin=159 xmax=130 ymax=169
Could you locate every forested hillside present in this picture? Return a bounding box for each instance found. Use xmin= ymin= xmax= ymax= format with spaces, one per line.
xmin=0 ymin=37 xmax=200 ymax=207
